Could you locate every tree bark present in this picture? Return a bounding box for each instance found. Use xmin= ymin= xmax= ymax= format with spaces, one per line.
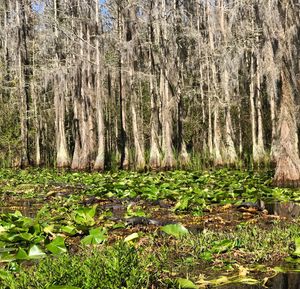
xmin=273 ymin=69 xmax=300 ymax=187
xmin=16 ymin=0 xmax=30 ymax=168
xmin=220 ymin=0 xmax=237 ymax=165
xmin=148 ymin=1 xmax=161 ymax=170
xmin=71 ymin=11 xmax=92 ymax=170
xmin=94 ymin=0 xmax=106 ymax=171
xmin=54 ymin=0 xmax=70 ymax=168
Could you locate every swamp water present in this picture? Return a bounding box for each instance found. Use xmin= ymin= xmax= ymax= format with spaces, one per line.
xmin=1 ymin=196 xmax=300 ymax=288
xmin=0 ymin=200 xmax=42 ymax=217
xmin=262 ymin=201 xmax=300 ymax=219
xmin=220 ymin=272 xmax=300 ymax=288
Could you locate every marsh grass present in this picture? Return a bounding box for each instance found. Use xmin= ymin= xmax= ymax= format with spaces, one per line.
xmin=0 ymin=223 xmax=299 ymax=289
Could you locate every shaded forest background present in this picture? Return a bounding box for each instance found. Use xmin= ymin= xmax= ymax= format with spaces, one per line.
xmin=0 ymin=0 xmax=299 ymax=173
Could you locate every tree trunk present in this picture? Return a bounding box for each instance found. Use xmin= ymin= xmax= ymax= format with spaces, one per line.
xmin=220 ymin=0 xmax=237 ymax=165
xmin=118 ymin=6 xmax=129 ymax=169
xmin=126 ymin=5 xmax=145 ymax=171
xmin=94 ymin=0 xmax=105 ymax=171
xmin=256 ymin=56 xmax=266 ymax=162
xmin=273 ymin=69 xmax=300 ymax=187
xmin=54 ymin=0 xmax=70 ymax=168
xmin=71 ymin=18 xmax=90 ymax=170
xmin=131 ymin=95 xmax=145 ymax=171
xmin=161 ymin=70 xmax=176 ymax=169
xmin=148 ymin=1 xmax=161 ymax=169
xmin=213 ymin=107 xmax=223 ymax=166
xmin=17 ymin=0 xmax=29 ymax=168
xmin=32 ymin=51 xmax=41 ymax=166
xmin=149 ymin=63 xmax=161 ymax=169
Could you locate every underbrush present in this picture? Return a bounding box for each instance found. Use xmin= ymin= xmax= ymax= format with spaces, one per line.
xmin=0 ymin=169 xmax=300 ymax=288
xmin=0 ymin=223 xmax=299 ymax=289
xmin=0 ymin=243 xmax=156 ymax=289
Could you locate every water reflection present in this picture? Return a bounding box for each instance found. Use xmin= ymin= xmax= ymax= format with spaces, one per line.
xmin=259 ymin=201 xmax=300 ymax=219
xmin=219 ymin=273 xmax=300 ymax=289
xmin=0 ymin=200 xmax=41 ymax=217
xmin=266 ymin=272 xmax=300 ymax=289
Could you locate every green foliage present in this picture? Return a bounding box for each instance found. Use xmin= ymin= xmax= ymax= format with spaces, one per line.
xmin=1 ymin=168 xmax=300 ymax=287
xmin=161 ymin=224 xmax=189 ymax=239
xmin=177 ymin=278 xmax=198 ymax=288
xmin=48 ymin=285 xmax=80 ymax=289
xmin=0 ymin=243 xmax=151 ymax=289
xmin=0 ymin=205 xmax=100 ymax=261
xmin=72 ymin=205 xmax=97 ymax=227
xmin=0 ymin=168 xmax=288 ymax=215
xmin=46 ymin=236 xmax=67 ymax=255
xmin=292 ymin=238 xmax=300 ymax=258
xmin=80 ymin=227 xmax=107 ymax=245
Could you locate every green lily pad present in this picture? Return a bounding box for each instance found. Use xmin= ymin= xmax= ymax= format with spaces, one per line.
xmin=177 ymin=278 xmax=198 ymax=288
xmin=16 ymin=248 xmax=28 ymax=260
xmin=60 ymin=225 xmax=77 ymax=236
xmin=73 ymin=205 xmax=97 ymax=227
xmin=291 ymin=237 xmax=300 ymax=257
xmin=46 ymin=236 xmax=67 ymax=255
xmin=28 ymin=245 xmax=45 ymax=259
xmin=124 ymin=233 xmax=139 ymax=242
xmin=161 ymin=224 xmax=189 ymax=238
xmin=81 ymin=227 xmax=107 ymax=245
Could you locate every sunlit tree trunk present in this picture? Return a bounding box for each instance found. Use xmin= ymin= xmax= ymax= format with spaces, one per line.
xmin=125 ymin=5 xmax=145 ymax=171
xmin=94 ymin=0 xmax=106 ymax=171
xmin=129 ymin=62 xmax=145 ymax=171
xmin=207 ymin=0 xmax=223 ymax=165
xmin=250 ymin=51 xmax=258 ymax=163
xmin=160 ymin=0 xmax=176 ymax=169
xmin=71 ymin=15 xmax=90 ymax=170
xmin=213 ymin=107 xmax=223 ymax=166
xmin=117 ymin=5 xmax=129 ymax=169
xmin=31 ymin=50 xmax=41 ymax=166
xmin=273 ymin=69 xmax=300 ymax=187
xmin=53 ymin=0 xmax=70 ymax=168
xmin=220 ymin=0 xmax=237 ymax=165
xmin=178 ymin=95 xmax=190 ymax=167
xmin=148 ymin=2 xmax=161 ymax=169
xmin=149 ymin=54 xmax=161 ymax=169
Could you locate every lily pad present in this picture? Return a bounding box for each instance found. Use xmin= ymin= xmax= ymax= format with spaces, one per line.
xmin=16 ymin=248 xmax=28 ymax=260
xmin=177 ymin=278 xmax=198 ymax=288
xmin=124 ymin=233 xmax=139 ymax=242
xmin=28 ymin=245 xmax=45 ymax=259
xmin=46 ymin=236 xmax=67 ymax=255
xmin=81 ymin=227 xmax=107 ymax=245
xmin=291 ymin=237 xmax=300 ymax=258
xmin=73 ymin=205 xmax=97 ymax=227
xmin=161 ymin=224 xmax=189 ymax=238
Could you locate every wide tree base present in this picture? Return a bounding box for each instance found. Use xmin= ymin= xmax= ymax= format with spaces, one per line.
xmin=273 ymin=155 xmax=300 ymax=188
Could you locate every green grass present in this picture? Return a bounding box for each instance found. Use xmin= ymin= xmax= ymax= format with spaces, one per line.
xmin=0 ymin=223 xmax=299 ymax=288
xmin=0 ymin=243 xmax=153 ymax=289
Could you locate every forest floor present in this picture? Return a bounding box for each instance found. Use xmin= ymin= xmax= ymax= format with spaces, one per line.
xmin=0 ymin=169 xmax=300 ymax=288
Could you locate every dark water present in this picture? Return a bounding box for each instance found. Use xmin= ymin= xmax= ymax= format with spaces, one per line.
xmin=219 ymin=273 xmax=300 ymax=288
xmin=0 ymin=200 xmax=41 ymax=217
xmin=267 ymin=273 xmax=300 ymax=289
xmin=259 ymin=200 xmax=300 ymax=219
xmin=265 ymin=202 xmax=300 ymax=219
